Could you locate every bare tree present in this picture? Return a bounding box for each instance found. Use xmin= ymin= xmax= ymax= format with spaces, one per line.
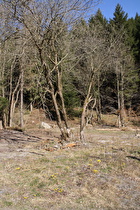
xmin=0 ymin=5 xmax=32 ymax=127
xmin=71 ymin=21 xmax=110 ymax=141
xmin=110 ymin=29 xmax=134 ymax=127
xmin=2 ymin=0 xmax=101 ymax=139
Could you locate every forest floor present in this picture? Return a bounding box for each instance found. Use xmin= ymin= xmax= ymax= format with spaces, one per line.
xmin=0 ymin=109 xmax=140 ymax=210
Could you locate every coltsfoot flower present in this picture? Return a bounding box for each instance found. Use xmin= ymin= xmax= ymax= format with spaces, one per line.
xmin=92 ymin=169 xmax=98 ymax=173
xmin=15 ymin=167 xmax=21 ymax=170
xmin=50 ymin=174 xmax=57 ymax=179
xmin=54 ymin=188 xmax=63 ymax=193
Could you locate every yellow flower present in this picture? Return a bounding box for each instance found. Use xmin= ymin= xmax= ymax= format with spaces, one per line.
xmin=97 ymin=159 xmax=101 ymax=163
xmin=24 ymin=197 xmax=28 ymax=199
xmin=122 ymin=162 xmax=125 ymax=166
xmin=50 ymin=174 xmax=57 ymax=179
xmin=92 ymin=169 xmax=98 ymax=173
xmin=54 ymin=188 xmax=63 ymax=193
xmin=16 ymin=167 xmax=21 ymax=170
xmin=58 ymin=189 xmax=63 ymax=193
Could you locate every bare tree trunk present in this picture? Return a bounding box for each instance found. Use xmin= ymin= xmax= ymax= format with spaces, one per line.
xmin=57 ymin=64 xmax=69 ymax=130
xmin=80 ymin=100 xmax=88 ymax=142
xmin=20 ymin=67 xmax=24 ymax=128
xmin=120 ymin=65 xmax=126 ymax=127
xmin=116 ymin=62 xmax=122 ymax=127
xmin=95 ymin=73 xmax=102 ymax=122
xmin=51 ymin=87 xmax=69 ymax=141
xmin=1 ymin=49 xmax=7 ymax=127
xmin=42 ymin=60 xmax=70 ymax=141
xmin=80 ymin=74 xmax=94 ymax=142
xmin=8 ymin=58 xmax=14 ymax=127
xmin=80 ymin=64 xmax=103 ymax=141
xmin=30 ymin=102 xmax=33 ymax=112
xmin=116 ymin=64 xmax=126 ymax=127
xmin=8 ymin=94 xmax=14 ymax=127
xmin=8 ymin=73 xmax=21 ymax=127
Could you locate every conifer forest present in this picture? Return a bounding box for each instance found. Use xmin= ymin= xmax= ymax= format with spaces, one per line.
xmin=0 ymin=0 xmax=140 ymax=140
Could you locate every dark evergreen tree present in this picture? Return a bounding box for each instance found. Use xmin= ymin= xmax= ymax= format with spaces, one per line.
xmin=134 ymin=13 xmax=140 ymax=63
xmin=110 ymin=4 xmax=128 ymax=30
xmin=89 ymin=9 xmax=108 ymax=27
xmin=127 ymin=14 xmax=140 ymax=110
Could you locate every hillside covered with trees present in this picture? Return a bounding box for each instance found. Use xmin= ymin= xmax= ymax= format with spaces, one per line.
xmin=0 ymin=0 xmax=140 ymax=140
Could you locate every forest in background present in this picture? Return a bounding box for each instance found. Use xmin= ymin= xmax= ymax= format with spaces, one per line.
xmin=0 ymin=0 xmax=140 ymax=141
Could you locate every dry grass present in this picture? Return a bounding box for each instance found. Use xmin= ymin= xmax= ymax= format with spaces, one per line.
xmin=0 ymin=109 xmax=140 ymax=209
xmin=0 ymin=126 xmax=140 ymax=210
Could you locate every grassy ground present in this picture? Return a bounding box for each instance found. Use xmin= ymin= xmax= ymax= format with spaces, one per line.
xmin=0 ymin=125 xmax=140 ymax=209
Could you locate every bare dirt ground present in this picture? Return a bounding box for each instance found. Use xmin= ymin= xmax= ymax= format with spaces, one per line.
xmin=0 ymin=110 xmax=140 ymax=210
